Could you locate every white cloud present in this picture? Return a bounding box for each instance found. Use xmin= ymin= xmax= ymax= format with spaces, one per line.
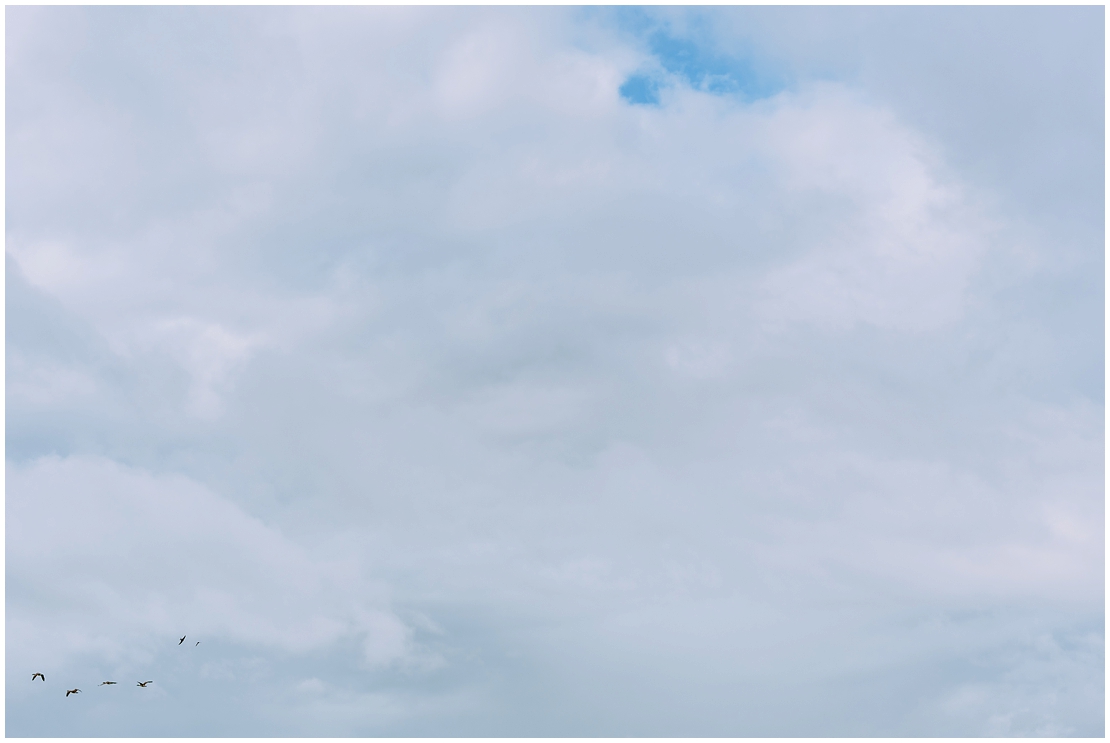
xmin=739 ymin=393 xmax=1103 ymax=602
xmin=7 ymin=455 xmax=412 ymax=670
xmin=664 ymin=339 xmax=732 ymax=379
xmin=5 ymin=5 xmax=1101 ymax=736
xmin=755 ymin=84 xmax=991 ymax=331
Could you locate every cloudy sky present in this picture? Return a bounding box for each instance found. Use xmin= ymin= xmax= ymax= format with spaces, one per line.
xmin=5 ymin=6 xmax=1103 ymax=736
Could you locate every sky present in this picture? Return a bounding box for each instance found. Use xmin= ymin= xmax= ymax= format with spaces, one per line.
xmin=5 ymin=5 xmax=1104 ymax=736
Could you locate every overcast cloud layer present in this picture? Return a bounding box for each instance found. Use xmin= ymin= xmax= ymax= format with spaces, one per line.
xmin=6 ymin=6 xmax=1104 ymax=736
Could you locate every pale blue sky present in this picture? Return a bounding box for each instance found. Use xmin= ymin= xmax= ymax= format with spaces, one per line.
xmin=6 ymin=6 xmax=1103 ymax=736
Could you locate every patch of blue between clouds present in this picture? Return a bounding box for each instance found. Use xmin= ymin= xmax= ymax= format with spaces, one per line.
xmin=618 ymin=73 xmax=661 ymax=105
xmin=614 ymin=10 xmax=787 ymax=107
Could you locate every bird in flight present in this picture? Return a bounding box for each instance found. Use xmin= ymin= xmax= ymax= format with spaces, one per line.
xmin=31 ymin=673 xmax=44 ymax=681
xmin=65 ymin=688 xmax=80 ymax=697
xmin=195 ymin=641 xmax=200 ymax=646
xmin=99 ymin=681 xmax=117 ymax=686
xmin=178 ymin=635 xmax=186 ymax=645
xmin=137 ymin=681 xmax=153 ymax=687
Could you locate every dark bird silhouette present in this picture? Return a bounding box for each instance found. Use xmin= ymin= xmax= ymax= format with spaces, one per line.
xmin=99 ymin=681 xmax=117 ymax=686
xmin=178 ymin=635 xmax=186 ymax=645
xmin=31 ymin=673 xmax=44 ymax=681
xmin=65 ymin=688 xmax=80 ymax=697
xmin=137 ymin=681 xmax=153 ymax=688
xmin=195 ymin=641 xmax=200 ymax=646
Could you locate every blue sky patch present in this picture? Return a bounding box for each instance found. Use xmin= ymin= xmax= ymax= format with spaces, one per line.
xmin=618 ymin=73 xmax=661 ymax=106
xmin=616 ymin=11 xmax=787 ymax=106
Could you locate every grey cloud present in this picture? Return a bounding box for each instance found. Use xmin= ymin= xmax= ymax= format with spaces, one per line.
xmin=6 ymin=6 xmax=1102 ymax=736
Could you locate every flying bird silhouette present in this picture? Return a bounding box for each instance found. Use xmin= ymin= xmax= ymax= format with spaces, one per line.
xmin=178 ymin=635 xmax=186 ymax=645
xmin=99 ymin=681 xmax=117 ymax=686
xmin=195 ymin=641 xmax=200 ymax=646
xmin=65 ymin=688 xmax=80 ymax=697
xmin=137 ymin=681 xmax=153 ymax=687
xmin=31 ymin=673 xmax=44 ymax=681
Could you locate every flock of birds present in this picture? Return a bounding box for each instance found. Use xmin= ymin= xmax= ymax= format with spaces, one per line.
xmin=35 ymin=635 xmax=200 ymax=697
